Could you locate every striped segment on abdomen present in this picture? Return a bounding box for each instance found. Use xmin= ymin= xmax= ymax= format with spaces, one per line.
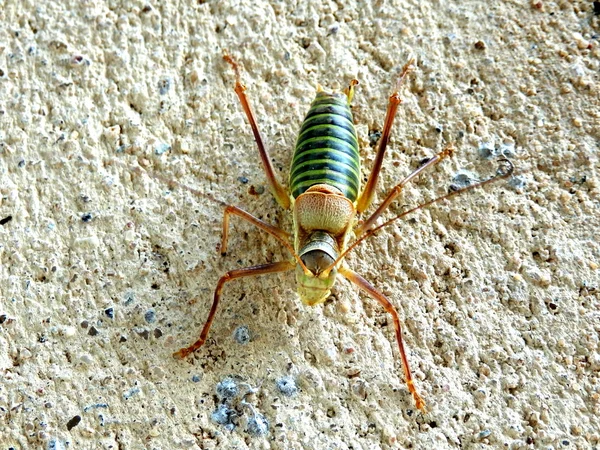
xmin=290 ymin=92 xmax=360 ymax=202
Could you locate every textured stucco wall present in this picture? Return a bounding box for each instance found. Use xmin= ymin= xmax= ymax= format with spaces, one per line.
xmin=1 ymin=0 xmax=599 ymax=449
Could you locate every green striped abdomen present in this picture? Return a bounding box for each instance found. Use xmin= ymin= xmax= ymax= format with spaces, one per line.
xmin=290 ymin=92 xmax=360 ymax=202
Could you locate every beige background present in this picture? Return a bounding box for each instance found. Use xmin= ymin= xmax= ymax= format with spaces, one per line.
xmin=1 ymin=0 xmax=599 ymax=449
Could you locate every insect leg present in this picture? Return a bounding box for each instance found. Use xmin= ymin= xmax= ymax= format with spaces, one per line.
xmin=220 ymin=204 xmax=308 ymax=272
xmin=174 ymin=261 xmax=295 ymax=359
xmin=339 ymin=266 xmax=427 ymax=412
xmin=223 ymin=54 xmax=291 ymax=210
xmin=344 ymin=79 xmax=359 ymax=103
xmin=355 ymin=145 xmax=454 ymax=236
xmin=356 ymin=59 xmax=415 ymax=214
xmin=221 ymin=205 xmax=290 ymax=255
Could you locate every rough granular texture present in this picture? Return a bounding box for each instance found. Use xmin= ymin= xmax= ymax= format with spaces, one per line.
xmin=1 ymin=1 xmax=599 ymax=449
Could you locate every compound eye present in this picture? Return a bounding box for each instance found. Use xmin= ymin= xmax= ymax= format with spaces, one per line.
xmin=301 ymin=250 xmax=335 ymax=275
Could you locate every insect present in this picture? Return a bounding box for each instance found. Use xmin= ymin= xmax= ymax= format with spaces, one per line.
xmin=173 ymin=54 xmax=513 ymax=412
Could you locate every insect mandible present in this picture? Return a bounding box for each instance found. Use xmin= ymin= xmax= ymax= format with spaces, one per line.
xmin=173 ymin=54 xmax=514 ymax=412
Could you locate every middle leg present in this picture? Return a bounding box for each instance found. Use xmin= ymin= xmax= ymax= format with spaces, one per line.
xmin=355 ymin=144 xmax=454 ymax=236
xmin=220 ymin=204 xmax=308 ymax=272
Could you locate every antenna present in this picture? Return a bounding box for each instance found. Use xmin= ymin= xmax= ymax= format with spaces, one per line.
xmin=325 ymin=159 xmax=515 ymax=272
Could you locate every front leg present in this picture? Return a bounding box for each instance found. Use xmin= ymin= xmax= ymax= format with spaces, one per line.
xmin=174 ymin=261 xmax=295 ymax=359
xmin=339 ymin=266 xmax=427 ymax=411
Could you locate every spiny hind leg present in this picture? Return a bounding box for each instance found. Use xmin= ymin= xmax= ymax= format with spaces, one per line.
xmin=356 ymin=59 xmax=415 ymax=214
xmin=223 ymin=53 xmax=290 ymax=209
xmin=339 ymin=266 xmax=427 ymax=412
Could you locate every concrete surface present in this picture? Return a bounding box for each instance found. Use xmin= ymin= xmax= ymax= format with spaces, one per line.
xmin=0 ymin=0 xmax=599 ymax=449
